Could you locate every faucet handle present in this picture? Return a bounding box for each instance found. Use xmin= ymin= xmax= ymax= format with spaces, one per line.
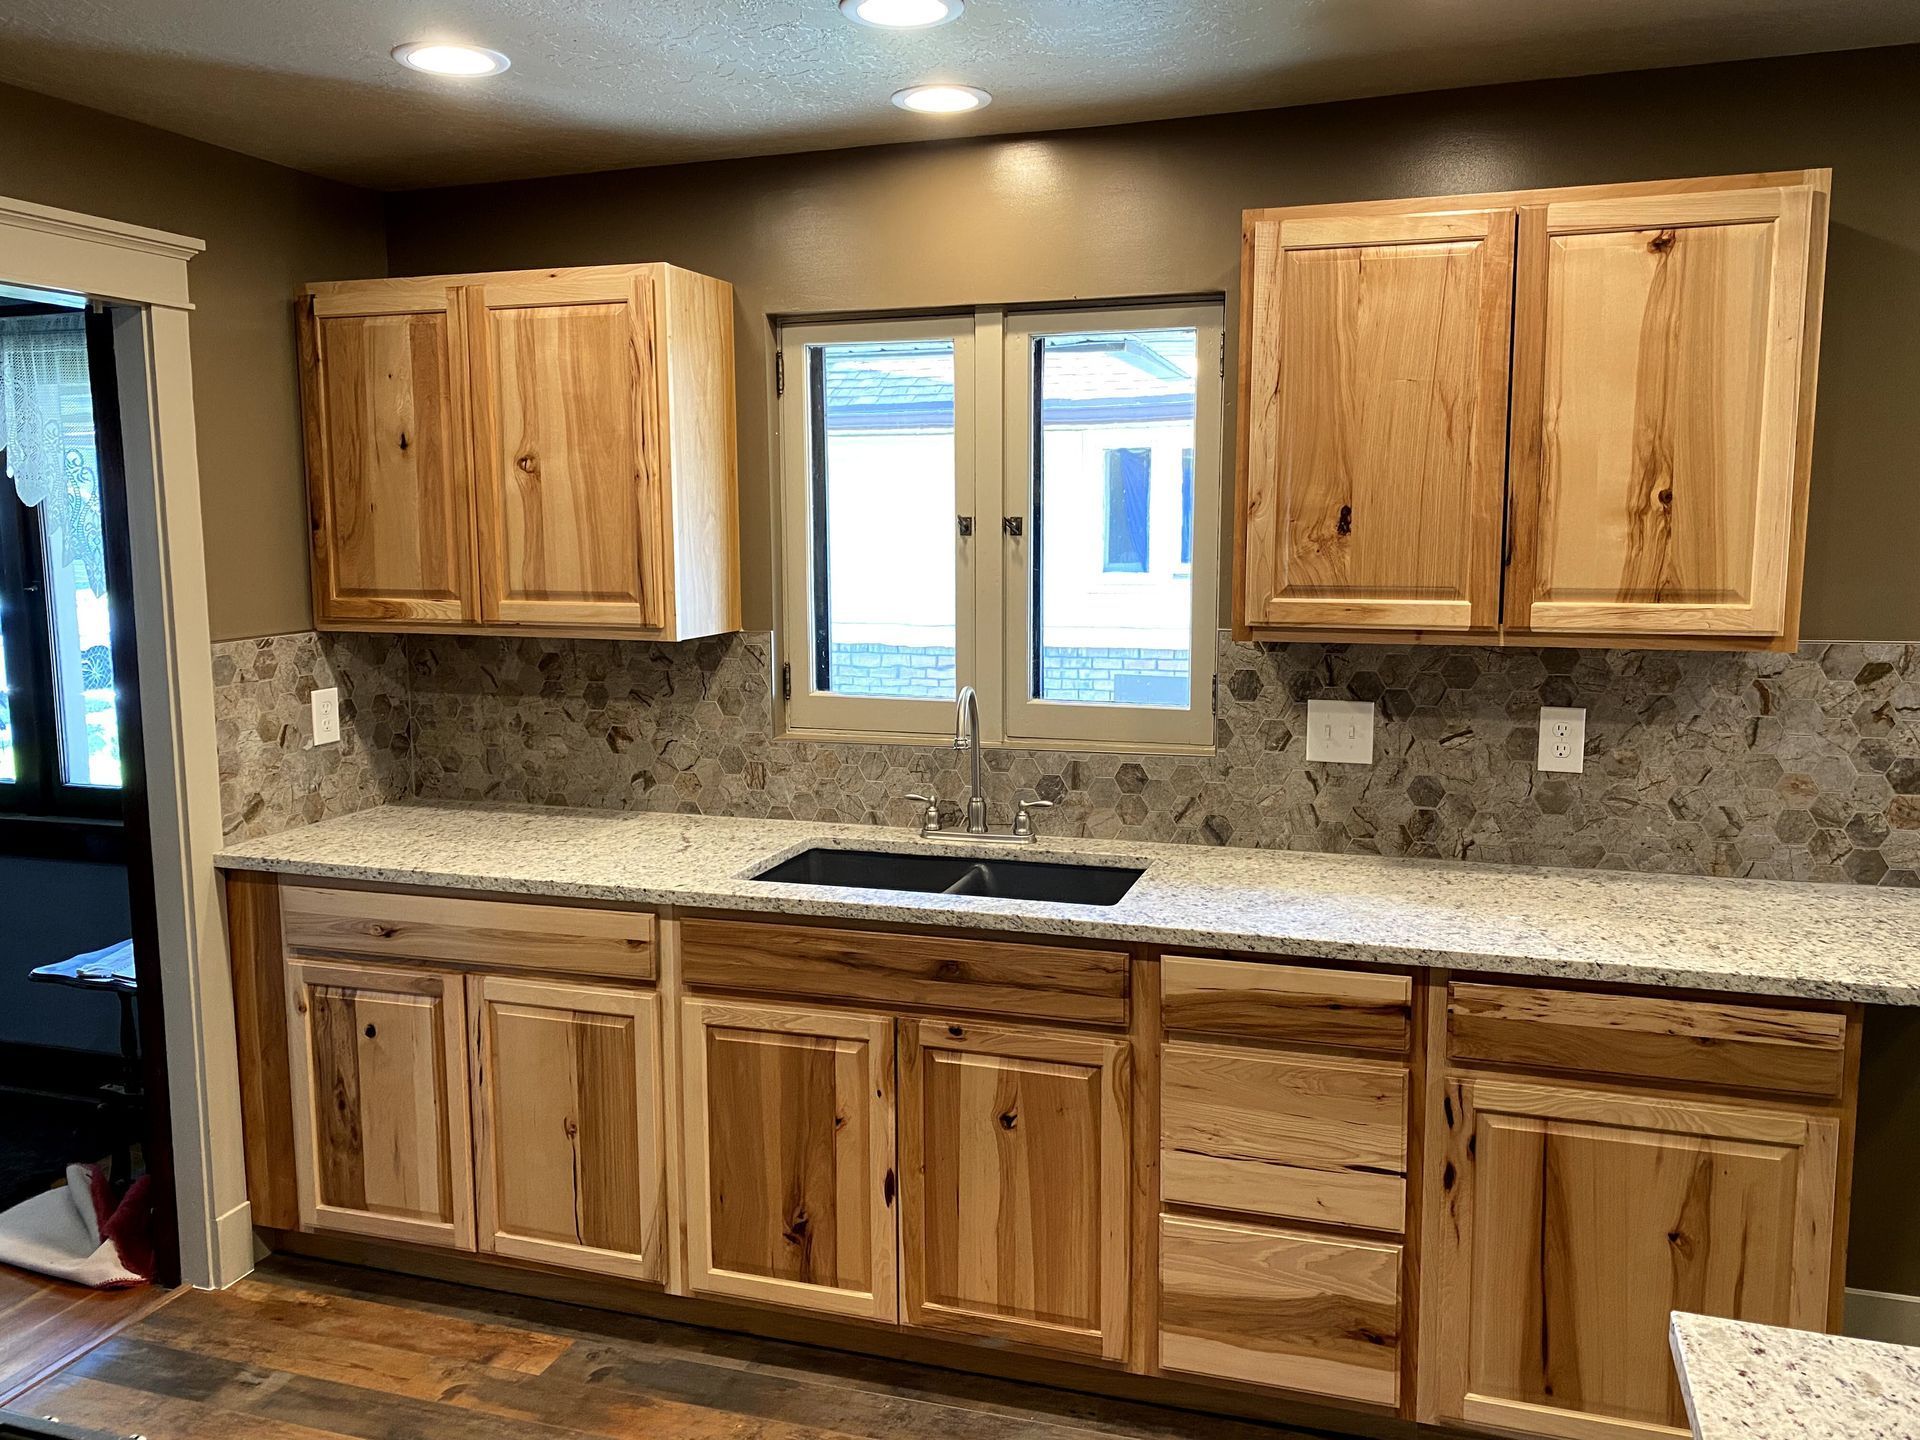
xmin=1012 ymin=797 xmax=1055 ymax=837
xmin=906 ymin=793 xmax=942 ymax=835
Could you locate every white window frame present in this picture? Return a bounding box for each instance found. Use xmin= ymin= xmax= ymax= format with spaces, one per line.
xmin=775 ymin=300 xmax=1222 ymax=752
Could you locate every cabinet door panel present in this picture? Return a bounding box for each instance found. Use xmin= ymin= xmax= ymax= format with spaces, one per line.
xmin=1240 ymin=209 xmax=1513 ymax=632
xmin=471 ymin=976 xmax=664 ymax=1282
xmin=1508 ymin=184 xmax=1820 ymax=638
xmin=468 ymin=269 xmax=668 ymax=629
xmin=285 ymin=958 xmax=474 ymax=1249
xmin=1420 ymin=1076 xmax=1838 ymax=1439
xmin=300 ymin=288 xmax=474 ymax=624
xmin=681 ymin=999 xmax=897 ymax=1320
xmin=900 ymin=1019 xmax=1129 ymax=1359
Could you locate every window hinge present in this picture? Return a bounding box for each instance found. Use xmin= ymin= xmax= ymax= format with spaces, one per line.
xmin=1219 ymin=334 xmax=1226 ymax=379
xmin=781 ymin=662 xmax=792 ymax=702
xmin=1211 ymin=673 xmax=1220 ymax=716
xmin=775 ymin=350 xmax=785 ymax=397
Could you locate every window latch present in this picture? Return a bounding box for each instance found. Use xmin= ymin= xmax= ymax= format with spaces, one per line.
xmin=956 ymin=515 xmax=974 ymax=538
xmin=1002 ymin=516 xmax=1024 ymax=538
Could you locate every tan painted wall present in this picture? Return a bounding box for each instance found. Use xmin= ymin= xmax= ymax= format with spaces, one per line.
xmin=0 ymin=81 xmax=386 ymax=641
xmin=386 ymin=44 xmax=1920 ymax=643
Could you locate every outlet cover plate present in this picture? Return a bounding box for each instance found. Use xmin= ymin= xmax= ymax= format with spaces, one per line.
xmin=1537 ymin=705 xmax=1585 ymax=773
xmin=1306 ymin=698 xmax=1374 ymax=765
xmin=311 ymin=686 xmax=341 ymax=746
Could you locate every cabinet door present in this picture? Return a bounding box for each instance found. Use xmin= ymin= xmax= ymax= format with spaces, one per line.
xmin=1239 ymin=208 xmax=1514 ymax=633
xmin=299 ymin=281 xmax=475 ymax=625
xmin=466 ymin=268 xmax=669 ymax=630
xmin=469 ymin=976 xmax=665 ymax=1282
xmin=1506 ymin=183 xmax=1823 ymax=639
xmin=680 ymin=999 xmax=897 ymax=1320
xmin=1420 ymin=1076 xmax=1839 ymax=1439
xmin=284 ymin=958 xmax=474 ymax=1249
xmin=899 ymin=1018 xmax=1130 ymax=1359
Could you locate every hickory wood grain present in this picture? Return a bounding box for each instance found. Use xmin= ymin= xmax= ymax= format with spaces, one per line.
xmin=1445 ymin=981 xmax=1849 ymax=1098
xmin=1160 ymin=1041 xmax=1409 ymax=1233
xmin=1419 ymin=1074 xmax=1838 ymax=1439
xmin=469 ymin=975 xmax=666 ymax=1284
xmin=681 ymin=917 xmax=1129 ymax=1023
xmin=679 ymin=998 xmax=899 ymax=1321
xmin=899 ymin=1018 xmax=1131 ymax=1362
xmin=1161 ymin=955 xmax=1411 ymax=1052
xmin=279 ymin=882 xmax=655 ymax=980
xmin=1159 ymin=1214 xmax=1401 ymax=1407
xmin=284 ymin=957 xmax=476 ymax=1251
xmin=1239 ymin=206 xmax=1513 ymax=634
xmin=227 ymin=870 xmax=298 ymax=1231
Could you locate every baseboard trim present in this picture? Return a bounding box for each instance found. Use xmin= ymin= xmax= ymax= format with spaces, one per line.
xmin=1844 ymin=1287 xmax=1920 ymax=1344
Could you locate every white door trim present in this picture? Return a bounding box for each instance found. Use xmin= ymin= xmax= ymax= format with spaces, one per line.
xmin=0 ymin=193 xmax=244 ymax=1288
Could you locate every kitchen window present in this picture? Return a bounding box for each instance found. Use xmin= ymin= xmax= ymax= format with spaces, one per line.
xmin=777 ymin=301 xmax=1221 ymax=749
xmin=0 ymin=303 xmax=125 ymax=819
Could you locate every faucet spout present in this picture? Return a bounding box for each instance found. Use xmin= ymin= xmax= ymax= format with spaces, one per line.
xmin=953 ymin=685 xmax=987 ymax=833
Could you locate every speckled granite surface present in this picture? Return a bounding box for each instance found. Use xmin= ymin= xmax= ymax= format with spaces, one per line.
xmin=1671 ymin=1314 xmax=1920 ymax=1439
xmin=217 ymin=802 xmax=1920 ymax=1005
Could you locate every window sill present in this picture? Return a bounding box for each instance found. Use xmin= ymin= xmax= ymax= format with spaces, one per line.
xmin=0 ymin=813 xmax=127 ymax=863
xmin=775 ymin=723 xmax=1214 ymax=758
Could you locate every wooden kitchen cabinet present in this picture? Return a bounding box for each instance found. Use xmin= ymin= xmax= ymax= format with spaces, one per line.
xmin=1238 ymin=207 xmax=1514 ymax=634
xmin=283 ymin=957 xmax=475 ymax=1250
xmin=1234 ymin=170 xmax=1829 ymax=649
xmin=469 ymin=975 xmax=665 ymax=1282
xmin=899 ymin=1018 xmax=1130 ymax=1360
xmin=297 ymin=278 xmax=476 ymax=624
xmin=679 ymin=998 xmax=899 ymax=1320
xmin=1419 ymin=1074 xmax=1841 ymax=1438
xmin=299 ymin=263 xmax=739 ymax=641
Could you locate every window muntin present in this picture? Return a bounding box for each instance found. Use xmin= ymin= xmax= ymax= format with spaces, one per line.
xmin=777 ymin=302 xmax=1220 ymax=750
xmin=0 ymin=632 xmax=14 ymax=783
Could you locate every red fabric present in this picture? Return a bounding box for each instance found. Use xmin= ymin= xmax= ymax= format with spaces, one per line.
xmin=102 ymin=1175 xmax=156 ymax=1282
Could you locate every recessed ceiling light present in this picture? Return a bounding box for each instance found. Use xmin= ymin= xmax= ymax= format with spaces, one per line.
xmin=840 ymin=0 xmax=964 ymax=27
xmin=392 ymin=42 xmax=511 ymax=78
xmin=891 ymin=83 xmax=991 ymax=114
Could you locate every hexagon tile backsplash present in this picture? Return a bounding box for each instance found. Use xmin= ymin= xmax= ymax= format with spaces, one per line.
xmin=213 ymin=629 xmax=1920 ymax=887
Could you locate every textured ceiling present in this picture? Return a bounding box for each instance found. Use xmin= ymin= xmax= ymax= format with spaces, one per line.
xmin=2 ymin=0 xmax=1917 ymax=190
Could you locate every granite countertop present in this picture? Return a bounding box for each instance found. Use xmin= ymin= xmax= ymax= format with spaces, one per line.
xmin=1670 ymin=1314 xmax=1920 ymax=1439
xmin=214 ymin=802 xmax=1920 ymax=1006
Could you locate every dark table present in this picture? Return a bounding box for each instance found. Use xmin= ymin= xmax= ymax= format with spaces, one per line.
xmin=28 ymin=939 xmax=140 ymax=1184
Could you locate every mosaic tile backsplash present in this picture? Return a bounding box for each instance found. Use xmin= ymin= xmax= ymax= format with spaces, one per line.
xmin=214 ymin=629 xmax=1920 ymax=886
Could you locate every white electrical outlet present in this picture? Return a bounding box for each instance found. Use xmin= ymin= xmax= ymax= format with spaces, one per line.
xmin=1306 ymin=698 xmax=1374 ymax=765
xmin=1537 ymin=705 xmax=1585 ymax=773
xmin=311 ymin=687 xmax=341 ymax=746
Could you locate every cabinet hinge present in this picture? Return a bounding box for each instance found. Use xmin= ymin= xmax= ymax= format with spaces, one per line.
xmin=781 ymin=662 xmax=792 ymax=702
xmin=775 ymin=349 xmax=785 ymax=397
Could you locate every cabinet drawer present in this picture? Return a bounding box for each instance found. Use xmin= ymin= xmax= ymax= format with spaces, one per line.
xmin=1160 ymin=1215 xmax=1401 ymax=1407
xmin=1446 ymin=982 xmax=1848 ymax=1098
xmin=280 ymin=883 xmax=655 ymax=980
xmin=1161 ymin=1041 xmax=1407 ymax=1232
xmin=1162 ymin=955 xmax=1411 ymax=1052
xmin=680 ymin=918 xmax=1127 ymax=1023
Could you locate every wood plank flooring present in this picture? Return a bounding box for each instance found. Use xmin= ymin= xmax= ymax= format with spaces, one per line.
xmin=7 ymin=1258 xmax=1326 ymax=1440
xmin=0 ymin=1264 xmax=171 ymax=1407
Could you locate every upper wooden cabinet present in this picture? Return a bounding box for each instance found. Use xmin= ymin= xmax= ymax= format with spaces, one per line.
xmin=299 ymin=263 xmax=740 ymax=641
xmin=1235 ymin=171 xmax=1829 ymax=649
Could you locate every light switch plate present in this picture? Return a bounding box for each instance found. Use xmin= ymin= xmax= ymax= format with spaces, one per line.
xmin=1537 ymin=705 xmax=1586 ymax=773
xmin=1306 ymin=698 xmax=1374 ymax=765
xmin=311 ymin=686 xmax=341 ymax=746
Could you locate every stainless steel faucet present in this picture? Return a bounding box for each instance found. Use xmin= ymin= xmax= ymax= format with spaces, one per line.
xmin=954 ymin=684 xmax=988 ymax=833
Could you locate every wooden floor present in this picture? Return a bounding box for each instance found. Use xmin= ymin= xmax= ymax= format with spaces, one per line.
xmin=5 ymin=1257 xmax=1325 ymax=1440
xmin=0 ymin=1263 xmax=170 ymax=1408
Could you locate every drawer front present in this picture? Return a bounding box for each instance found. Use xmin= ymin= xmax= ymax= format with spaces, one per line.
xmin=280 ymin=883 xmax=655 ymax=980
xmin=1161 ymin=1041 xmax=1408 ymax=1232
xmin=1447 ymin=982 xmax=1848 ymax=1098
xmin=1162 ymin=955 xmax=1411 ymax=1052
xmin=1160 ymin=1215 xmax=1402 ymax=1407
xmin=680 ymin=918 xmax=1128 ymax=1023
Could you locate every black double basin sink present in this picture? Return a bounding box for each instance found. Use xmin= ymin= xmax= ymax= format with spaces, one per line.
xmin=751 ymin=847 xmax=1143 ymax=907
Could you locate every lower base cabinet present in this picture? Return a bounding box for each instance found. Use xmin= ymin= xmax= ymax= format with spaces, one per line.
xmin=899 ymin=1019 xmax=1131 ymax=1361
xmin=1160 ymin=1215 xmax=1402 ymax=1407
xmin=1421 ymin=1075 xmax=1841 ymax=1438
xmin=469 ymin=975 xmax=666 ymax=1282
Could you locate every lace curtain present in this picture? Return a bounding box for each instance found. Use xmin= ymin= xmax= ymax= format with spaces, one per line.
xmin=0 ymin=309 xmax=90 ymax=558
